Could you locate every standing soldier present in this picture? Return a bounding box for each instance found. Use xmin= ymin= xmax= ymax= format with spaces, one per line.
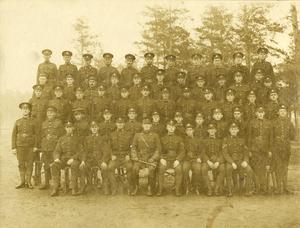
xmin=156 ymin=87 xmax=176 ymax=122
xmin=129 ymin=73 xmax=143 ymax=101
xmin=247 ymin=106 xmax=272 ymax=194
xmin=63 ymin=74 xmax=76 ymax=103
xmin=191 ymin=75 xmax=207 ymax=103
xmin=98 ymin=109 xmax=116 ymax=141
xmin=106 ymin=72 xmax=121 ymax=104
xmin=182 ymin=123 xmax=202 ymax=195
xmin=211 ymin=108 xmax=228 ymax=139
xmin=29 ymin=84 xmax=48 ymax=185
xmin=232 ymin=107 xmax=247 ymax=138
xmin=37 ymin=49 xmax=58 ymax=86
xmin=214 ymin=74 xmax=228 ymax=103
xmin=137 ymin=85 xmax=156 ymax=119
xmin=194 ymin=112 xmax=207 ymax=139
xmin=222 ymin=123 xmax=254 ymax=197
xmin=71 ymin=87 xmax=91 ymax=120
xmin=243 ymin=90 xmax=258 ymax=122
xmin=51 ymin=122 xmax=83 ymax=196
xmin=265 ymin=89 xmax=281 ymax=120
xmin=107 ymin=117 xmax=133 ymax=195
xmin=176 ymin=87 xmax=196 ymax=123
xmin=171 ymin=71 xmax=188 ymax=101
xmin=113 ymin=87 xmax=134 ymax=118
xmin=37 ymin=73 xmax=53 ymax=100
xmin=251 ymin=47 xmax=274 ymax=82
xmin=229 ymin=71 xmax=250 ymax=105
xmin=174 ymin=111 xmax=186 ymax=138
xmin=271 ymin=105 xmax=295 ymax=194
xmin=151 ymin=69 xmax=168 ymax=100
xmin=130 ymin=118 xmax=161 ymax=196
xmin=201 ymin=123 xmax=225 ymax=196
xmin=93 ymin=85 xmax=111 ymax=122
xmin=259 ymin=77 xmax=274 ymax=104
xmin=228 ymin=51 xmax=250 ymax=85
xmin=97 ymin=52 xmax=119 ymax=85
xmin=164 ymin=54 xmax=180 ymax=86
xmin=140 ymin=52 xmax=158 ymax=85
xmin=186 ymin=53 xmax=206 ymax=85
xmin=205 ymin=53 xmax=228 ymax=88
xmin=48 ymin=85 xmax=70 ymax=122
xmin=72 ymin=108 xmax=90 ymax=141
xmin=12 ymin=102 xmax=39 ymax=189
xmin=58 ymin=51 xmax=78 ymax=84
xmin=80 ymin=121 xmax=111 ymax=195
xmin=120 ymin=54 xmax=139 ymax=87
xmin=151 ymin=111 xmax=166 ymax=137
xmin=158 ymin=120 xmax=185 ymax=196
xmin=39 ymin=106 xmax=64 ymax=190
xmin=198 ymin=88 xmax=219 ymax=121
xmin=124 ymin=108 xmax=142 ymax=140
xmin=221 ymin=89 xmax=239 ymax=122
xmin=78 ymin=54 xmax=98 ymax=89
xmin=84 ymin=75 xmax=98 ymax=120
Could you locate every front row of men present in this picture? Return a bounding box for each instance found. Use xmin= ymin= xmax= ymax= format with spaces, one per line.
xmin=12 ymin=102 xmax=295 ymax=197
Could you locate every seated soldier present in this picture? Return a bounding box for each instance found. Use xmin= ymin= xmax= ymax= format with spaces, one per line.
xmin=79 ymin=121 xmax=111 ymax=195
xmin=130 ymin=118 xmax=161 ymax=196
xmin=182 ymin=123 xmax=202 ymax=195
xmin=51 ymin=122 xmax=83 ymax=196
xmin=201 ymin=123 xmax=225 ymax=196
xmin=107 ymin=117 xmax=133 ymax=195
xmin=222 ymin=123 xmax=254 ymax=197
xmin=158 ymin=120 xmax=185 ymax=197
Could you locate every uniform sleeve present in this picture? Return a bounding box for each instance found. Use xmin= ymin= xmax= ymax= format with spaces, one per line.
xmin=176 ymin=138 xmax=185 ymax=161
xmin=11 ymin=121 xmax=18 ymax=149
xmin=150 ymin=134 xmax=161 ymax=161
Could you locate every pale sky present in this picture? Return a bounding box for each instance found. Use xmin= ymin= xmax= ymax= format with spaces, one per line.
xmin=0 ymin=0 xmax=298 ymax=93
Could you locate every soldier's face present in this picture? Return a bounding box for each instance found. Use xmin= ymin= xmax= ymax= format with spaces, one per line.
xmin=103 ymin=113 xmax=112 ymax=120
xmin=217 ymin=79 xmax=226 ymax=86
xmin=98 ymin=90 xmax=105 ymax=96
xmin=47 ymin=110 xmax=56 ymax=119
xmin=256 ymin=111 xmax=265 ymax=119
xmin=128 ymin=112 xmax=136 ymax=119
xmin=85 ymin=59 xmax=92 ymax=65
xmin=162 ymin=93 xmax=169 ymax=99
xmin=167 ymin=60 xmax=175 ymax=67
xmin=38 ymin=76 xmax=47 ymax=85
xmin=121 ymin=91 xmax=129 ymax=98
xmin=90 ymin=126 xmax=99 ymax=134
xmin=145 ymin=58 xmax=153 ymax=65
xmin=233 ymin=112 xmax=242 ymax=119
xmin=65 ymin=126 xmax=74 ymax=134
xmin=234 ymin=57 xmax=243 ymax=65
xmin=116 ymin=122 xmax=125 ymax=129
xmin=255 ymin=73 xmax=264 ymax=81
xmin=183 ymin=92 xmax=190 ymax=98
xmin=111 ymin=78 xmax=118 ymax=85
xmin=186 ymin=128 xmax=194 ymax=137
xmin=76 ymin=92 xmax=84 ymax=99
xmin=142 ymin=123 xmax=152 ymax=131
xmin=55 ymin=90 xmax=63 ymax=97
xmin=234 ymin=75 xmax=243 ymax=83
xmin=34 ymin=90 xmax=42 ymax=97
xmin=89 ymin=80 xmax=97 ymax=87
xmin=141 ymin=90 xmax=150 ymax=96
xmin=152 ymin=115 xmax=160 ymax=122
xmin=248 ymin=95 xmax=256 ymax=103
xmin=207 ymin=128 xmax=217 ymax=136
xmin=279 ymin=109 xmax=287 ymax=117
xmin=204 ymin=93 xmax=213 ymax=100
xmin=43 ymin=54 xmax=51 ymax=61
xmin=258 ymin=53 xmax=267 ymax=60
xmin=270 ymin=93 xmax=278 ymax=101
xmin=66 ymin=78 xmax=74 ymax=85
xmin=213 ymin=58 xmax=222 ymax=66
xmin=156 ymin=74 xmax=164 ymax=82
xmin=175 ymin=116 xmax=183 ymax=123
xmin=226 ymin=94 xmax=235 ymax=102
xmin=213 ymin=113 xmax=223 ymax=121
xmin=166 ymin=125 xmax=175 ymax=133
xmin=22 ymin=107 xmax=31 ymax=116
xmin=195 ymin=116 xmax=204 ymax=125
xmin=264 ymin=82 xmax=272 ymax=87
xmin=74 ymin=113 xmax=83 ymax=120
xmin=104 ymin=57 xmax=112 ymax=65
xmin=196 ymin=80 xmax=205 ymax=87
xmin=133 ymin=77 xmax=141 ymax=84
xmin=63 ymin=56 xmax=71 ymax=63
xmin=229 ymin=127 xmax=239 ymax=136
xmin=177 ymin=78 xmax=185 ymax=84
xmin=126 ymin=59 xmax=134 ymax=66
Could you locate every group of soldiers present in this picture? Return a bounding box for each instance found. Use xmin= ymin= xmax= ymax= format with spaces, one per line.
xmin=11 ymin=47 xmax=296 ymax=197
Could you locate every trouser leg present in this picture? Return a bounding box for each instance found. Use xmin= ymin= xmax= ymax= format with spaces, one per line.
xmin=174 ymin=164 xmax=183 ymax=196
xmin=51 ymin=162 xmax=62 ymax=191
xmin=191 ymin=162 xmax=201 ymax=192
xmin=182 ymin=161 xmax=191 ymax=194
xmin=225 ymin=164 xmax=233 ymax=196
xmin=70 ymin=160 xmax=80 ymax=191
xmin=215 ymin=164 xmax=225 ymax=193
xmin=107 ymin=160 xmax=119 ymax=194
xmin=16 ymin=147 xmax=26 ymax=184
xmin=157 ymin=163 xmax=167 ymax=195
xmin=201 ymin=163 xmax=212 ymax=195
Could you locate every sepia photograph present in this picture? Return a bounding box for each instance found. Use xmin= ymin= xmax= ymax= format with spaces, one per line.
xmin=0 ymin=0 xmax=300 ymax=227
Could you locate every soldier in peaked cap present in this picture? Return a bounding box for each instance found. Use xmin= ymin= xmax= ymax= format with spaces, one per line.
xmin=158 ymin=119 xmax=185 ymax=196
xmin=228 ymin=51 xmax=250 ymax=85
xmin=58 ymin=51 xmax=78 ymax=84
xmin=12 ymin=102 xmax=39 ymax=189
xmin=230 ymin=70 xmax=250 ymax=105
xmin=79 ymin=54 xmax=98 ymax=89
xmin=98 ymin=52 xmax=119 ymax=85
xmin=221 ymin=88 xmax=239 ymax=121
xmin=121 ymin=54 xmax=139 ymax=88
xmin=152 ymin=69 xmax=168 ymax=100
xmin=265 ymin=89 xmax=281 ymax=120
xmin=165 ymin=54 xmax=180 ymax=86
xmin=98 ymin=109 xmax=116 ymax=141
xmin=251 ymin=47 xmax=274 ymax=82
xmin=156 ymin=87 xmax=176 ymax=122
xmin=137 ymin=85 xmax=156 ymax=119
xmin=214 ymin=74 xmax=228 ymax=102
xmin=244 ymin=90 xmax=258 ymax=122
xmin=130 ymin=118 xmax=161 ymax=196
xmin=37 ymin=49 xmax=58 ymax=86
xmin=176 ymin=87 xmax=196 ymax=122
xmin=140 ymin=52 xmax=158 ymax=85
xmin=124 ymin=107 xmax=142 ymax=140
xmin=48 ymin=85 xmax=70 ymax=121
xmin=93 ymin=85 xmax=111 ymax=122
